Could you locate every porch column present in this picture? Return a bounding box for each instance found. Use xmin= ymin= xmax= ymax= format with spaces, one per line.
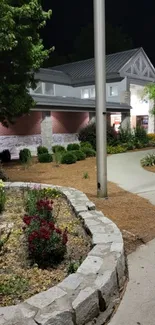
xmin=41 ymin=112 xmax=52 ymax=151
xmin=148 ymin=100 xmax=155 ymax=133
xmin=120 ymin=77 xmax=131 ymax=128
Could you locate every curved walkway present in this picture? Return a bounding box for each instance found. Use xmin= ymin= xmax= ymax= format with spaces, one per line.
xmin=108 ymin=149 xmax=155 ymax=325
xmin=108 ymin=149 xmax=155 ymax=204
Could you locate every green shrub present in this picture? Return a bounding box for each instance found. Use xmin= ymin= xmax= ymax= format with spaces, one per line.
xmin=19 ymin=148 xmax=31 ymax=164
xmin=71 ymin=150 xmax=86 ymax=161
xmin=0 ymin=150 xmax=11 ymax=163
xmin=119 ymin=127 xmax=134 ymax=143
xmin=134 ymin=126 xmax=149 ymax=145
xmin=107 ymin=145 xmax=127 ymax=154
xmin=78 ymin=122 xmax=96 ymax=150
xmin=23 ymin=188 xmax=68 ymax=267
xmin=67 ymin=143 xmax=80 ymax=151
xmin=37 ymin=146 xmax=48 ymax=155
xmin=81 ymin=147 xmax=96 ymax=157
xmin=141 ymin=153 xmax=155 ymax=167
xmin=61 ymin=152 xmax=77 ymax=164
xmin=80 ymin=142 xmax=93 ymax=149
xmin=38 ymin=153 xmax=53 ymax=163
xmin=53 ymin=151 xmax=62 ymax=166
xmin=52 ymin=145 xmax=66 ymax=153
xmin=83 ymin=172 xmax=89 ymax=179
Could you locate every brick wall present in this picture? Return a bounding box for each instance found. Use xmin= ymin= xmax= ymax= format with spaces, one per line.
xmin=51 ymin=112 xmax=89 ymax=134
xmin=0 ymin=111 xmax=90 ymax=136
xmin=0 ymin=112 xmax=42 ymax=136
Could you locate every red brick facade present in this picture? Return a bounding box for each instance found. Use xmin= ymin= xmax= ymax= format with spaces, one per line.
xmin=0 ymin=111 xmax=89 ymax=136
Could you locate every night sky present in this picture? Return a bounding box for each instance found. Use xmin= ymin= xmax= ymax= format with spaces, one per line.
xmin=41 ymin=0 xmax=155 ymax=66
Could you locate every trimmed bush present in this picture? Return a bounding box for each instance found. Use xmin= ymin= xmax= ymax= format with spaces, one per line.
xmin=19 ymin=149 xmax=31 ymax=164
xmin=107 ymin=145 xmax=127 ymax=154
xmin=37 ymin=146 xmax=48 ymax=155
xmin=141 ymin=153 xmax=155 ymax=167
xmin=81 ymin=147 xmax=96 ymax=157
xmin=61 ymin=152 xmax=77 ymax=164
xmin=134 ymin=126 xmax=149 ymax=145
xmin=38 ymin=153 xmax=53 ymax=163
xmin=78 ymin=122 xmax=96 ymax=150
xmin=67 ymin=143 xmax=80 ymax=151
xmin=52 ymin=145 xmax=66 ymax=153
xmin=80 ymin=142 xmax=93 ymax=149
xmin=71 ymin=150 xmax=86 ymax=161
xmin=0 ymin=150 xmax=11 ymax=163
xmin=148 ymin=133 xmax=155 ymax=141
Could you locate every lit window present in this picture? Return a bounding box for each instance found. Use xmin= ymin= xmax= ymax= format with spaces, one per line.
xmin=81 ymin=89 xmax=90 ymax=99
xmin=43 ymin=82 xmax=55 ymax=96
xmin=109 ymin=86 xmax=118 ymax=97
xmin=90 ymin=87 xmax=95 ymax=98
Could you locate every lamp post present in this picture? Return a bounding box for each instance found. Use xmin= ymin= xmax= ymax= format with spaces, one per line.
xmin=94 ymin=0 xmax=107 ymax=198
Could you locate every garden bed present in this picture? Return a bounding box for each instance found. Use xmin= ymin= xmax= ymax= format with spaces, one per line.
xmin=0 ymin=188 xmax=91 ymax=306
xmin=4 ymin=156 xmax=155 ymax=256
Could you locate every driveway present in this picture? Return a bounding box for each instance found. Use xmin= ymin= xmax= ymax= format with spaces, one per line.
xmin=107 ymin=149 xmax=155 ymax=204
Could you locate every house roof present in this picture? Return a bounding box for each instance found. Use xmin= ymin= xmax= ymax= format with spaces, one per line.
xmin=50 ymin=48 xmax=140 ymax=85
xmin=32 ymin=94 xmax=131 ymax=113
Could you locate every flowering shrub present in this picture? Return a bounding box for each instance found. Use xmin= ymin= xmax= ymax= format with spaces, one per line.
xmin=0 ymin=180 xmax=6 ymax=213
xmin=23 ymin=187 xmax=67 ymax=266
xmin=23 ymin=215 xmax=68 ymax=266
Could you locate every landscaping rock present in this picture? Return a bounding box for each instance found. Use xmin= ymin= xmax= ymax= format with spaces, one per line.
xmin=92 ymin=233 xmax=122 ymax=245
xmin=26 ymin=286 xmax=67 ymax=309
xmin=86 ymin=201 xmax=96 ymax=210
xmin=88 ymin=244 xmax=110 ymax=257
xmin=95 ymin=270 xmax=118 ymax=306
xmin=58 ymin=273 xmax=84 ymax=292
xmin=72 ymin=287 xmax=99 ymax=325
xmin=35 ymin=310 xmax=74 ymax=325
xmin=77 ymin=256 xmax=103 ymax=275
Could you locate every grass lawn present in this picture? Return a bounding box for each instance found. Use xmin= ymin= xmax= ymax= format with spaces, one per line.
xmin=4 ymin=157 xmax=155 ymax=255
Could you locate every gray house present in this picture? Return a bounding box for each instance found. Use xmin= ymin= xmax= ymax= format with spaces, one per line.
xmin=1 ymin=48 xmax=155 ymax=155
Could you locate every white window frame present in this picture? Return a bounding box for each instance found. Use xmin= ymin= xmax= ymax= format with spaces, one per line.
xmin=43 ymin=82 xmax=55 ymax=96
xmin=29 ymin=82 xmax=55 ymax=96
xmin=109 ymin=85 xmax=118 ymax=97
xmin=90 ymin=87 xmax=95 ymax=98
xmin=81 ymin=88 xmax=90 ymax=99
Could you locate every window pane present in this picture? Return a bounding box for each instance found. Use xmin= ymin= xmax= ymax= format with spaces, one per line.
xmin=90 ymin=87 xmax=95 ymax=98
xmin=31 ymin=82 xmax=42 ymax=94
xmin=81 ymin=89 xmax=90 ymax=99
xmin=109 ymin=86 xmax=118 ymax=96
xmin=44 ymin=82 xmax=54 ymax=95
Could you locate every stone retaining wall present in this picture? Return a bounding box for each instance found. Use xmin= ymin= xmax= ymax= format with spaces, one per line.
xmin=0 ymin=182 xmax=127 ymax=325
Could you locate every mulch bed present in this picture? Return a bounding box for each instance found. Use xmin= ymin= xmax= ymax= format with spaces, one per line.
xmin=0 ymin=188 xmax=91 ymax=306
xmin=3 ymin=157 xmax=155 ymax=256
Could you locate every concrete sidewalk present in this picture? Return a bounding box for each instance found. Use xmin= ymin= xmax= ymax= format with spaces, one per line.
xmin=109 ymin=239 xmax=155 ymax=325
xmin=107 ymin=149 xmax=155 ymax=204
xmin=108 ymin=150 xmax=155 ymax=325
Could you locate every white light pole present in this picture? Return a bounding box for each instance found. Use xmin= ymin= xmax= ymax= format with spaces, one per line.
xmin=94 ymin=0 xmax=107 ymax=198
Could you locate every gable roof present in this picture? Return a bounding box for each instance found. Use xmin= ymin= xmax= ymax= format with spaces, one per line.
xmin=51 ymin=48 xmax=140 ymax=85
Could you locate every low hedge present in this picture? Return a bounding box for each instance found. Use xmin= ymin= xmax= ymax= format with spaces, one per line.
xmin=61 ymin=152 xmax=77 ymax=164
xmin=38 ymin=153 xmax=53 ymax=163
xmin=80 ymin=142 xmax=93 ymax=149
xmin=0 ymin=150 xmax=11 ymax=163
xmin=19 ymin=149 xmax=31 ymax=163
xmin=67 ymin=143 xmax=80 ymax=151
xmin=107 ymin=145 xmax=127 ymax=154
xmin=81 ymin=147 xmax=96 ymax=157
xmin=71 ymin=150 xmax=86 ymax=161
xmin=52 ymin=145 xmax=66 ymax=153
xmin=37 ymin=146 xmax=48 ymax=155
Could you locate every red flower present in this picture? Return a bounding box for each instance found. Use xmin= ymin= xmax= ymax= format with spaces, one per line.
xmin=39 ymin=227 xmax=50 ymax=240
xmin=49 ymin=222 xmax=55 ymax=230
xmin=28 ymin=231 xmax=39 ymax=242
xmin=23 ymin=215 xmax=32 ymax=225
xmin=55 ymin=228 xmax=62 ymax=235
